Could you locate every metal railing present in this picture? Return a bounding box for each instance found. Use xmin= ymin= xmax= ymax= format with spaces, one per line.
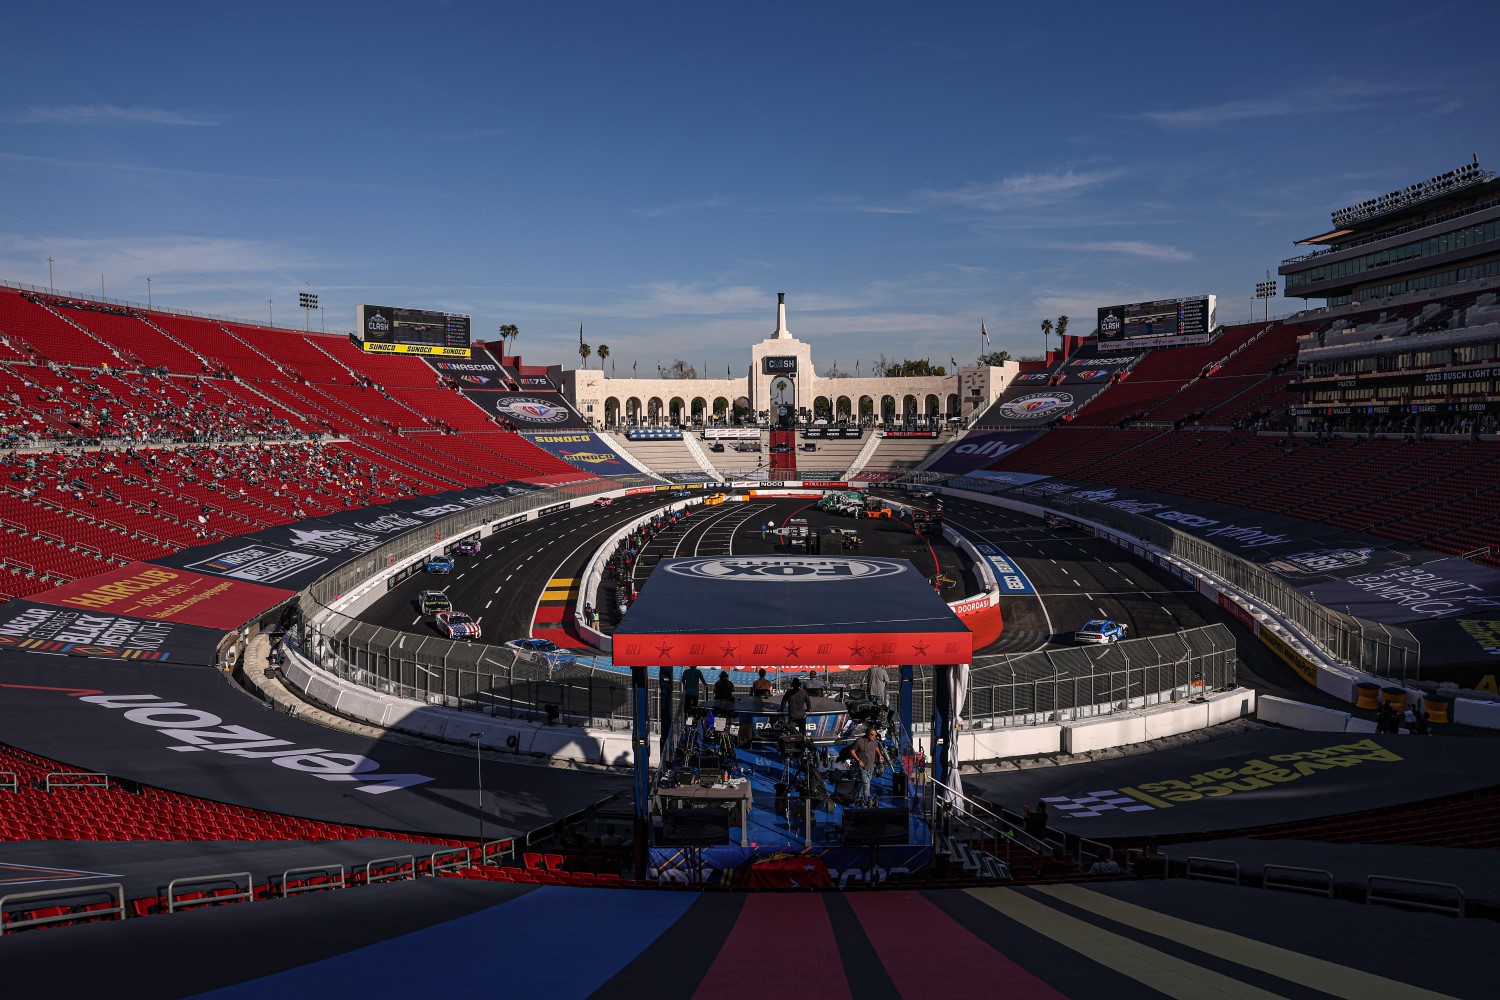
xmin=0 ymin=883 xmax=125 ymax=934
xmin=166 ymin=872 xmax=254 ymax=912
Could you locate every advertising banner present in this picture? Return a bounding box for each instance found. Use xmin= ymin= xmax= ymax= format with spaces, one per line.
xmin=973 ymin=382 xmax=1110 ymax=426
xmin=523 ymin=432 xmax=639 ymax=475
xmin=704 ymin=427 xmax=760 ymax=439
xmin=461 ymin=391 xmax=590 ymax=429
xmin=0 ymin=601 xmax=223 ymax=665
xmin=926 ymin=429 xmax=1043 ymax=474
xmin=29 ymin=563 xmax=294 ymax=631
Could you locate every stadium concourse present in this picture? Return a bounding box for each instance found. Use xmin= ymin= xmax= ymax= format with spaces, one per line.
xmin=2 ymin=277 xmax=1500 ymax=998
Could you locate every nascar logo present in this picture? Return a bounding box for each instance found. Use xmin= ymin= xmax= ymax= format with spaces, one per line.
xmin=998 ymin=392 xmax=1074 ymax=420
xmin=1074 ymin=370 xmax=1110 ymax=380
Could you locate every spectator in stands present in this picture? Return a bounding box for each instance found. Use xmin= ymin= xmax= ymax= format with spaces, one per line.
xmin=713 ymin=670 xmax=735 ymax=703
xmin=681 ymin=665 xmax=704 ymax=714
xmin=752 ymin=668 xmax=774 ymax=698
xmin=1024 ymin=800 xmax=1050 ymax=836
xmin=1087 ymin=851 xmax=1123 ymax=876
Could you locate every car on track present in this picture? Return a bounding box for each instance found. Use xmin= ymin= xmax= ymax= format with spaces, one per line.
xmin=419 ymin=590 xmax=452 ymax=615
xmin=593 ymin=496 xmax=614 ymax=506
xmin=909 ymin=488 xmax=935 ymax=499
xmin=435 ymin=610 xmax=482 ymax=640
xmin=505 ymin=637 xmax=577 ymax=667
xmin=453 ymin=539 xmax=481 ymax=556
xmin=671 ymin=490 xmax=691 ymax=497
xmin=426 ymin=554 xmax=454 ymax=574
xmin=1075 ymin=619 xmax=1128 ymax=645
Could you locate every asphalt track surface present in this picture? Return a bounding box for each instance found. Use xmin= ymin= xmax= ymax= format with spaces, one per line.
xmin=361 ymin=488 xmax=1341 ymax=706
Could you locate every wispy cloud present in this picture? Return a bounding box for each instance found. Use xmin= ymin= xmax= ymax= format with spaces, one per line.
xmin=0 ymin=152 xmax=398 ymax=192
xmin=630 ymin=195 xmax=733 ymax=218
xmin=10 ymin=104 xmax=220 ymax=126
xmin=1137 ymin=81 xmax=1438 ymax=129
xmin=1050 ymin=240 xmax=1194 ymax=262
xmin=915 ymin=169 xmax=1119 ymax=212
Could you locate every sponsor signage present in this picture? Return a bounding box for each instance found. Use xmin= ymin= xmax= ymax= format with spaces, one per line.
xmin=927 ymin=429 xmax=1043 ymax=474
xmin=661 ymin=557 xmax=907 ymax=582
xmin=492 ymin=514 xmax=529 ymax=532
xmin=523 ymin=431 xmax=636 ymax=474
xmin=704 ymin=427 xmax=761 ymax=440
xmin=1295 ymin=559 xmax=1500 ymax=625
xmin=762 ymin=355 xmax=798 ymax=374
xmin=430 ymin=360 xmax=502 ymax=374
xmin=1216 ymin=591 xmax=1259 ymax=634
xmin=358 ymin=341 xmax=472 ymax=357
xmin=998 ymin=392 xmax=1074 ymax=421
xmin=467 ymin=392 xmax=588 ymax=428
xmin=1261 ymin=628 xmax=1318 ymax=686
xmin=802 ymin=426 xmax=863 ymax=439
xmin=31 ymin=563 xmax=293 ymax=631
xmin=537 ymin=502 xmax=571 ymax=516
xmin=0 ymin=602 xmax=222 ymax=664
xmin=882 ymin=430 xmax=939 ymax=439
xmin=975 ymin=544 xmax=1036 ymax=595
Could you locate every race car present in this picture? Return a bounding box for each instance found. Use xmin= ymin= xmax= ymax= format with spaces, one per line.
xmin=419 ymin=590 xmax=451 ymax=615
xmin=1075 ymin=619 xmax=1128 ymax=644
xmin=435 ymin=610 xmax=481 ymax=640
xmin=453 ymin=539 xmax=481 ymax=556
xmin=425 ymin=554 xmax=454 ymax=574
xmin=909 ymin=488 xmax=935 ymax=499
xmin=505 ymin=637 xmax=576 ymax=667
xmin=593 ymin=496 xmax=614 ymax=506
xmin=671 ymin=490 xmax=691 ymax=497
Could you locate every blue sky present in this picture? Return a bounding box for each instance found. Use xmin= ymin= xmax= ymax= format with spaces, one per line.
xmin=0 ymin=2 xmax=1492 ymax=375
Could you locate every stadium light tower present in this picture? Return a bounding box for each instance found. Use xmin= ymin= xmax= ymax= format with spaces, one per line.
xmin=299 ymin=285 xmax=319 ymax=333
xmin=46 ymin=256 xmax=54 ymax=293
xmin=1255 ymin=272 xmax=1277 ymax=323
xmin=146 ymin=276 xmax=152 ymax=309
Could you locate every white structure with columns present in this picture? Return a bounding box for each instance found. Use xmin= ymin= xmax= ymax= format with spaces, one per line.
xmin=556 ymin=294 xmax=1016 ymax=427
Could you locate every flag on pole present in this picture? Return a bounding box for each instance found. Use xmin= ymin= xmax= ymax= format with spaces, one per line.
xmin=982 ymin=318 xmax=991 ymax=348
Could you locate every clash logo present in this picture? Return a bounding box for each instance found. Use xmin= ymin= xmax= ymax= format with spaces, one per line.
xmin=496 ymin=397 xmax=571 ymax=423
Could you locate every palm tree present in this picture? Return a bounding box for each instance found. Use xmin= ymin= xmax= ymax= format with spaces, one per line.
xmin=596 ymin=343 xmax=610 ymax=372
xmin=579 ymin=342 xmax=591 ymax=368
xmin=498 ymin=324 xmax=519 ymax=355
xmin=1040 ymin=318 xmax=1054 ymax=359
xmin=1056 ymin=315 xmax=1070 ymax=349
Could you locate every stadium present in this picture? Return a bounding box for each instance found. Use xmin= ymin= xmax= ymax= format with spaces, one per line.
xmin=3 ymin=11 xmax=1500 ymax=998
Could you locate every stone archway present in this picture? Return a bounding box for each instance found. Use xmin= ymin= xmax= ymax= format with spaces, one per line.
xmin=626 ymin=396 xmax=644 ymax=424
xmin=946 ymin=392 xmax=959 ymax=417
xmin=712 ymin=396 xmax=730 ymax=423
xmin=836 ymin=395 xmax=852 ymax=421
xmin=604 ymin=396 xmax=623 ymax=427
xmin=881 ymin=395 xmax=897 ymax=423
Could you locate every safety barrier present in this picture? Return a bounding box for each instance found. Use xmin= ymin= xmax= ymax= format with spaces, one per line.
xmin=1365 ymin=875 xmax=1465 ymax=917
xmin=44 ymin=771 xmax=109 ymax=791
xmin=0 ymin=770 xmax=16 ymax=793
xmin=365 ymin=855 xmax=416 ymax=884
xmin=0 ymin=883 xmax=125 ymax=934
xmin=281 ymin=864 xmax=347 ymax=896
xmin=429 ymin=847 xmax=472 ymax=875
xmin=1262 ymin=865 xmax=1334 ymax=899
xmin=166 ymin=872 xmax=254 ymax=912
xmin=1185 ymin=857 xmax=1240 ymax=885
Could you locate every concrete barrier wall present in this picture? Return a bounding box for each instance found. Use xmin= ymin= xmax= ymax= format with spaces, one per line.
xmin=960 ymin=725 xmax=1062 ymax=760
xmin=1063 ymin=689 xmax=1255 ymax=753
xmin=1257 ymin=694 xmax=1359 ymax=733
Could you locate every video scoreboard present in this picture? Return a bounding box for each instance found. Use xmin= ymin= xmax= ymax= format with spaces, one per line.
xmin=1096 ymin=295 xmax=1216 ymax=350
xmin=355 ymin=304 xmax=472 ymax=357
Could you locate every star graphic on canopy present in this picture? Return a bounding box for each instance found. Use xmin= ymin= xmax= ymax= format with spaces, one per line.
xmin=911 ymin=641 xmax=929 ymax=656
xmin=784 ymin=643 xmax=802 ymax=657
xmin=848 ymin=643 xmax=866 ymax=657
xmin=721 ymin=644 xmax=738 ymax=658
xmin=655 ymin=643 xmax=675 ymax=658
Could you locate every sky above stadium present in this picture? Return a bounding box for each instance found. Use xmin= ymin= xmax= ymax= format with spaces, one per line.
xmin=0 ymin=2 xmax=1492 ymax=375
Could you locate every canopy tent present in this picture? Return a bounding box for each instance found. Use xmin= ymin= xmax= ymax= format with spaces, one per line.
xmin=612 ymin=556 xmax=973 ymax=668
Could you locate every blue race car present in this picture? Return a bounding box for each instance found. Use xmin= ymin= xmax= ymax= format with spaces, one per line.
xmin=426 ymin=555 xmax=454 ymax=574
xmin=505 ymin=637 xmax=577 ymax=668
xmin=454 ymin=539 xmax=481 ymax=556
xmin=1075 ymin=619 xmax=1128 ymax=645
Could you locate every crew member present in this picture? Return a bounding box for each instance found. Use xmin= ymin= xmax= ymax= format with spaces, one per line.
xmin=804 ymin=670 xmax=825 ymax=696
xmin=682 ymin=665 xmax=705 ymax=714
xmin=713 ymin=670 xmax=735 ymax=703
xmin=850 ymin=724 xmax=882 ymax=806
xmin=783 ymin=678 xmax=810 ymax=733
xmin=751 ymin=668 xmax=773 ymax=697
xmin=866 ymin=664 xmax=888 ymax=705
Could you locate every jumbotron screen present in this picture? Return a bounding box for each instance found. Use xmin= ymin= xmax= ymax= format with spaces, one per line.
xmin=355 ymin=304 xmax=472 ymax=357
xmin=1096 ymin=295 xmax=1216 ymax=350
